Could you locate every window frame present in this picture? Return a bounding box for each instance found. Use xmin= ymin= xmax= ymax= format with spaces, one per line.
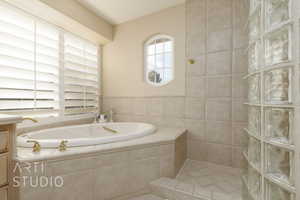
xmin=144 ymin=34 xmax=175 ymax=87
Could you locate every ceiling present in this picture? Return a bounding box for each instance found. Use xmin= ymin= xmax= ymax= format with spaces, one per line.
xmin=77 ymin=0 xmax=185 ymax=25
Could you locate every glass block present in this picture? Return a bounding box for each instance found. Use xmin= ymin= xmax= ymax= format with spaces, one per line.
xmin=265 ymin=26 xmax=291 ymax=66
xmin=248 ymin=167 xmax=261 ymax=200
xmin=265 ymin=180 xmax=295 ymax=200
xmin=248 ymin=41 xmax=261 ymax=72
xmin=248 ymin=106 xmax=261 ymax=136
xmin=0 ymin=131 xmax=8 ymax=153
xmin=248 ymin=137 xmax=261 ymax=168
xmin=249 ymin=10 xmax=261 ymax=41
xmin=264 ymin=107 xmax=293 ymax=145
xmin=265 ymin=144 xmax=294 ymax=185
xmin=248 ymin=75 xmax=261 ymax=103
xmin=242 ymin=177 xmax=250 ymax=200
xmin=250 ymin=0 xmax=261 ymax=12
xmin=264 ymin=68 xmax=292 ymax=104
xmin=265 ymin=0 xmax=290 ymax=29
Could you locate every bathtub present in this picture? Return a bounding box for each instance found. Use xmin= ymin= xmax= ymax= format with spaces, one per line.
xmin=17 ymin=122 xmax=156 ymax=148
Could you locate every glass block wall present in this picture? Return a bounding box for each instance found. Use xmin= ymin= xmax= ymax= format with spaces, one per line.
xmin=243 ymin=0 xmax=300 ymax=199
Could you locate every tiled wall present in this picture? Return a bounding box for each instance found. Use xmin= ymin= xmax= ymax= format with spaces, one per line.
xmin=102 ymin=0 xmax=249 ymax=168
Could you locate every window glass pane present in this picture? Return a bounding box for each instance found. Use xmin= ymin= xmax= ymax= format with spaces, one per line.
xmin=148 ymin=44 xmax=155 ymax=55
xmin=156 ymin=42 xmax=164 ymax=54
xmin=156 ymin=54 xmax=164 ymax=68
xmin=165 ymin=53 xmax=172 ymax=67
xmin=165 ymin=41 xmax=172 ymax=52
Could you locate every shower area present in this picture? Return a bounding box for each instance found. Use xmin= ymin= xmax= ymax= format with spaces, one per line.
xmin=184 ymin=0 xmax=300 ymax=199
xmin=243 ymin=0 xmax=300 ymax=199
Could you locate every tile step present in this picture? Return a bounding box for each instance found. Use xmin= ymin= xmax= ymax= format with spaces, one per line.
xmin=127 ymin=194 xmax=165 ymax=200
xmin=150 ymin=177 xmax=241 ymax=200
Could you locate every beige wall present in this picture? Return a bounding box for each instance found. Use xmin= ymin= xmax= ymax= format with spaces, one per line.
xmin=103 ymin=4 xmax=186 ymax=97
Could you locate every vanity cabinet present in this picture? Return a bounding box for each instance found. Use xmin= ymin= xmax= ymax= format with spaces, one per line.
xmin=0 ymin=115 xmax=22 ymax=200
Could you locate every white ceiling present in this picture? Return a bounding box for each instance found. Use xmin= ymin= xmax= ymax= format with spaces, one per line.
xmin=77 ymin=0 xmax=185 ymax=25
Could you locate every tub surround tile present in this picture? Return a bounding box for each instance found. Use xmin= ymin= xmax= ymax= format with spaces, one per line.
xmin=16 ymin=129 xmax=186 ymax=200
xmin=17 ymin=128 xmax=186 ymax=163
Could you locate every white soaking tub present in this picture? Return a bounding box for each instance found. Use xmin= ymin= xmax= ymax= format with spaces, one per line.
xmin=17 ymin=122 xmax=156 ymax=148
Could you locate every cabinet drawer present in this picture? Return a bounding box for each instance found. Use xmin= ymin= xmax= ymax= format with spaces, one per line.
xmin=0 ymin=187 xmax=7 ymax=200
xmin=0 ymin=154 xmax=8 ymax=186
xmin=0 ymin=131 xmax=8 ymax=153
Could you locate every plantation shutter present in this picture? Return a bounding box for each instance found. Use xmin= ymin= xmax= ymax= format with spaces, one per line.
xmin=0 ymin=6 xmax=59 ymax=117
xmin=64 ymin=33 xmax=99 ymax=115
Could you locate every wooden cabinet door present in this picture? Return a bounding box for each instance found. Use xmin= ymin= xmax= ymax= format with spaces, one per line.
xmin=0 ymin=154 xmax=8 ymax=186
xmin=0 ymin=131 xmax=8 ymax=153
xmin=0 ymin=188 xmax=7 ymax=200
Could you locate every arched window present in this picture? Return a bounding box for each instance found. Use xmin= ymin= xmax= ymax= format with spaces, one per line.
xmin=144 ymin=34 xmax=174 ymax=86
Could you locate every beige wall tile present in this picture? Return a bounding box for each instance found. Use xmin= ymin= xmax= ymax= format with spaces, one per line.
xmin=206 ymin=51 xmax=232 ymax=75
xmin=147 ymin=98 xmax=164 ymax=117
xmin=205 ymin=121 xmax=232 ymax=145
xmin=129 ymin=158 xmax=160 ymax=192
xmin=186 ymin=77 xmax=206 ymax=97
xmin=94 ymin=164 xmax=130 ymax=199
xmin=232 ymin=100 xmax=248 ymax=122
xmin=187 ymin=32 xmax=206 ymax=57
xmin=206 ymin=100 xmax=232 ymax=121
xmin=207 ymin=28 xmax=232 ymax=53
xmin=187 ymin=140 xmax=207 ymax=161
xmin=163 ymin=97 xmax=185 ymax=118
xmin=184 ymin=119 xmax=205 ymax=141
xmin=232 ymin=75 xmax=248 ymax=98
xmin=52 ymin=170 xmax=94 ymax=200
xmin=233 ymin=48 xmax=248 ymax=75
xmin=233 ymin=27 xmax=248 ymax=49
xmin=232 ymin=122 xmax=248 ymax=146
xmin=207 ymin=0 xmax=232 ymax=32
xmin=185 ymin=98 xmax=205 ymax=120
xmin=207 ymin=77 xmax=232 ymax=97
xmin=207 ymin=143 xmax=232 ymax=166
xmin=129 ymin=146 xmax=160 ymax=161
xmin=187 ymin=56 xmax=206 ymax=76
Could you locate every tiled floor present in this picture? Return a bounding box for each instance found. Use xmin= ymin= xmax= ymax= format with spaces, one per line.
xmin=175 ymin=159 xmax=242 ymax=200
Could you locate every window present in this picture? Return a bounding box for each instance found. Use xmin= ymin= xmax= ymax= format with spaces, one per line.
xmin=0 ymin=3 xmax=100 ymax=117
xmin=64 ymin=33 xmax=99 ymax=115
xmin=144 ymin=34 xmax=174 ymax=86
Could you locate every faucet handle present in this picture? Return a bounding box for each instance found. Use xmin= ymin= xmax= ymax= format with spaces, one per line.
xmin=27 ymin=140 xmax=41 ymax=152
xmin=58 ymin=140 xmax=68 ymax=152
